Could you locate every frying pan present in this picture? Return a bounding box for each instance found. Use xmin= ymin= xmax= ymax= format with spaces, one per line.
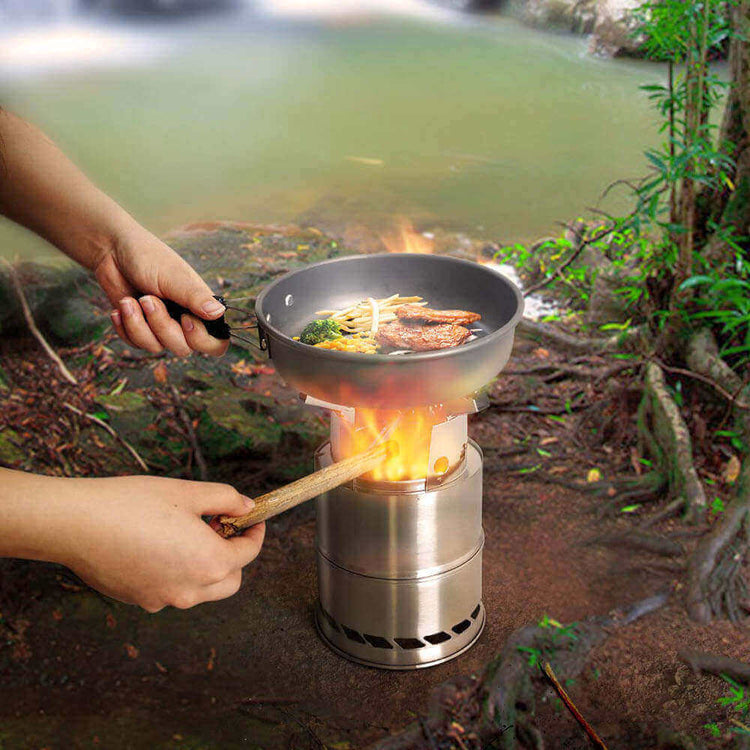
xmin=254 ymin=253 xmax=524 ymax=408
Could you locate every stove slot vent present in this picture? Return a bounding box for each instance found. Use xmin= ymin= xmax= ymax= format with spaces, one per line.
xmin=320 ymin=603 xmax=482 ymax=654
xmin=364 ymin=635 xmax=393 ymax=650
xmin=342 ymin=625 xmax=366 ymax=644
xmin=394 ymin=638 xmax=425 ymax=650
xmin=451 ymin=619 xmax=472 ymax=635
xmin=424 ymin=631 xmax=451 ymax=645
xmin=321 ymin=609 xmax=340 ymax=633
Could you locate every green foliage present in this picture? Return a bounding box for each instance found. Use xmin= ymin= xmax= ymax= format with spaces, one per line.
xmin=299 ymin=319 xmax=342 ymax=345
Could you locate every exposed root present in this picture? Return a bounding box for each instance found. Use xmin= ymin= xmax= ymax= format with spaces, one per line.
xmin=679 ymin=649 xmax=750 ymax=684
xmin=641 ymin=363 xmax=707 ymax=523
xmin=686 ymin=489 xmax=749 ymax=624
xmin=683 ymin=329 xmax=750 ymax=623
xmin=584 ymin=531 xmax=684 ymax=558
xmin=518 ymin=319 xmax=645 ymax=355
xmin=372 ymin=589 xmax=671 ymax=750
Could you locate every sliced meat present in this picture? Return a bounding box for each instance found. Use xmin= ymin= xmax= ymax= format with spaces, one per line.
xmin=375 ymin=321 xmax=472 ymax=351
xmin=396 ymin=303 xmax=481 ymax=325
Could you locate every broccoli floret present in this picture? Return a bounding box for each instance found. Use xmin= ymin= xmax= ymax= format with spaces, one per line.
xmin=300 ymin=319 xmax=342 ymax=345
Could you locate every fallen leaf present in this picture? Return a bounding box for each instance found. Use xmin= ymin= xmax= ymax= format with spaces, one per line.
xmin=52 ymin=609 xmax=63 ymax=622
xmin=153 ymin=362 xmax=168 ymax=385
xmin=540 ymin=437 xmax=559 ymax=446
xmin=207 ymin=647 xmax=216 ymax=672
xmin=155 ymin=661 xmax=168 ymax=674
xmin=124 ymin=643 xmax=139 ymax=659
xmin=106 ymin=613 xmax=117 ymax=629
xmin=587 ymin=468 xmax=601 ymax=483
xmin=533 ymin=347 xmax=550 ymax=359
xmin=723 ymin=454 xmax=741 ymax=484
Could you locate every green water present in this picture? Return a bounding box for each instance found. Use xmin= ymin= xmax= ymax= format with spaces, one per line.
xmin=0 ymin=13 xmax=662 ymax=262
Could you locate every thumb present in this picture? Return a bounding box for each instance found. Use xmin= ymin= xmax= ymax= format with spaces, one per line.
xmin=154 ymin=249 xmax=225 ymax=321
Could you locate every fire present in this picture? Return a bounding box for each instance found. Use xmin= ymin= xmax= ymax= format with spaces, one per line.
xmin=381 ymin=217 xmax=434 ymax=255
xmin=339 ymin=406 xmax=447 ymax=481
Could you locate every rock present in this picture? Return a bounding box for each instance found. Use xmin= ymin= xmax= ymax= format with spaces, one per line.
xmin=0 ymin=263 xmax=106 ymax=345
xmin=586 ymin=262 xmax=642 ymax=325
xmin=589 ymin=0 xmax=644 ymax=58
xmin=515 ymin=0 xmax=645 ymax=57
xmin=519 ymin=0 xmax=598 ymax=35
xmin=0 ymin=428 xmax=25 ymax=467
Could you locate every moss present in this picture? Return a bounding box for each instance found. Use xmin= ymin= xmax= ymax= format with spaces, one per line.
xmin=0 ymin=429 xmax=25 ymax=466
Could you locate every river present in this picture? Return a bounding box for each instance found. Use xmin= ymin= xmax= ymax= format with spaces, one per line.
xmin=0 ymin=1 xmax=663 ymax=263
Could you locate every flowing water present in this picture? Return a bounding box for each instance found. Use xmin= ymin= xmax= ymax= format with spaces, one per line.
xmin=0 ymin=1 xmax=664 ymax=263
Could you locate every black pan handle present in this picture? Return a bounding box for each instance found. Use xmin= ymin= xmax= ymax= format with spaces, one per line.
xmin=161 ymin=295 xmax=231 ymax=340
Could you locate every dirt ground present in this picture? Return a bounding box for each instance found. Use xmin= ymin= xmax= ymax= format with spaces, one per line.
xmin=0 ymin=264 xmax=748 ymax=748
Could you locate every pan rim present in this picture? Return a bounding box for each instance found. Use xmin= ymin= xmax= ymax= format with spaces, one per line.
xmin=254 ymin=252 xmax=525 ymax=364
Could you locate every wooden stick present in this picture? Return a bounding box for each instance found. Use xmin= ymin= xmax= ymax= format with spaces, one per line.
xmin=541 ymin=661 xmax=608 ymax=750
xmin=2 ymin=259 xmax=78 ymax=385
xmin=62 ymin=402 xmax=149 ymax=472
xmin=217 ymin=440 xmax=396 ymax=537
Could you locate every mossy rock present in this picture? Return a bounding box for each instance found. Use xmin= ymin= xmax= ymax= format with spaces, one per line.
xmin=0 ymin=264 xmax=105 ymax=344
xmin=0 ymin=428 xmax=26 ymax=467
xmin=96 ymin=391 xmax=156 ymax=444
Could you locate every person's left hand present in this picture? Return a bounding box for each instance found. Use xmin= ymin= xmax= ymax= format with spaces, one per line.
xmin=95 ymin=226 xmax=230 ymax=357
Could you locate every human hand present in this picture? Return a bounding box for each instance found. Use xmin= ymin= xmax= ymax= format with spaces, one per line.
xmin=94 ymin=227 xmax=230 ymax=357
xmin=56 ymin=476 xmax=265 ymax=612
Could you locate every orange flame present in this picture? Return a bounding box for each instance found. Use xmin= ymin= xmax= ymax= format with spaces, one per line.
xmin=381 ymin=218 xmax=434 ymax=255
xmin=339 ymin=407 xmax=447 ymax=481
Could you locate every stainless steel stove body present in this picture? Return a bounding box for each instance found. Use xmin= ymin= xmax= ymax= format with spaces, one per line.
xmin=308 ymin=396 xmax=487 ymax=670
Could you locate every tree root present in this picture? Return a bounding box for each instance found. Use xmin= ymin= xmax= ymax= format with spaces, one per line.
xmin=679 ymin=649 xmax=750 ymax=684
xmin=683 ymin=329 xmax=750 ymax=623
xmin=518 ymin=319 xmax=645 ymax=355
xmin=584 ymin=531 xmax=684 ymax=557
xmin=640 ymin=363 xmax=707 ymax=523
xmin=372 ymin=588 xmax=671 ymax=750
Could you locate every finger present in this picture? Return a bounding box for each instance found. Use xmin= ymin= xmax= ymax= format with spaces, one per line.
xmin=181 ymin=314 xmax=230 ymax=357
xmin=138 ymin=296 xmax=191 ymax=357
xmin=119 ymin=297 xmax=163 ymax=354
xmin=151 ymin=246 xmax=225 ymax=321
xmin=221 ymin=521 xmax=266 ymax=568
xmin=194 ymin=483 xmax=254 ymax=517
xmin=110 ymin=310 xmax=136 ymax=348
xmin=199 ymin=570 xmax=244 ymax=603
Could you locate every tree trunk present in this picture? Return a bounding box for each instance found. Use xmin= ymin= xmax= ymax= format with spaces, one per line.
xmin=704 ymin=0 xmax=750 ymax=262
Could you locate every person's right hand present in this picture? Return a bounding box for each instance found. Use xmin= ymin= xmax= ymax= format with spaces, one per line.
xmin=53 ymin=475 xmax=265 ymax=612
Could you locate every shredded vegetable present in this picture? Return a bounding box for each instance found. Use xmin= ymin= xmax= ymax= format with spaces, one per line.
xmin=315 ymin=294 xmax=426 ymax=334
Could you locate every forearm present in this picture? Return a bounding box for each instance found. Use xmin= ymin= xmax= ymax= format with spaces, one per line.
xmin=0 ymin=110 xmax=142 ymax=270
xmin=0 ymin=468 xmax=80 ymax=564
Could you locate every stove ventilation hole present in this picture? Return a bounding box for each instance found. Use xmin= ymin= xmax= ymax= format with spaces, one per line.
xmin=424 ymin=632 xmax=451 ymax=645
xmin=320 ymin=604 xmax=482 ymax=650
xmin=452 ymin=620 xmax=472 ymax=635
xmin=342 ymin=625 xmax=366 ymax=644
xmin=321 ymin=608 xmax=340 ymax=633
xmin=394 ymin=638 xmax=425 ymax=650
xmin=363 ymin=634 xmax=394 ymax=650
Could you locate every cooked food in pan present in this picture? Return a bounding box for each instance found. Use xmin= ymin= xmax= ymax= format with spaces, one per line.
xmin=394 ymin=304 xmax=481 ymax=326
xmin=300 ymin=294 xmax=482 ymax=354
xmin=375 ymin=321 xmax=472 ymax=351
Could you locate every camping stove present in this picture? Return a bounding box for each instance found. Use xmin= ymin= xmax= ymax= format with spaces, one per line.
xmin=306 ymin=394 xmax=487 ymax=670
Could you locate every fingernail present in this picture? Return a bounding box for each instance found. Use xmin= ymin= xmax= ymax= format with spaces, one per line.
xmin=201 ymin=299 xmax=225 ymax=317
xmin=242 ymin=496 xmax=255 ymax=508
xmin=110 ymin=310 xmax=121 ymax=326
xmin=182 ymin=316 xmax=195 ymax=332
xmin=120 ymin=299 xmax=134 ymax=317
xmin=139 ymin=296 xmax=155 ymax=314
